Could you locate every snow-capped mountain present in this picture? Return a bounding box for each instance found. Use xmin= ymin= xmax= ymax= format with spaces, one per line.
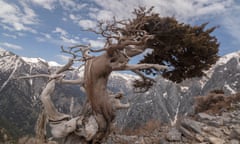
xmin=0 ymin=48 xmax=136 ymax=138
xmin=0 ymin=48 xmax=240 ymax=138
xmin=201 ymin=51 xmax=240 ymax=95
xmin=118 ymin=51 xmax=240 ymax=130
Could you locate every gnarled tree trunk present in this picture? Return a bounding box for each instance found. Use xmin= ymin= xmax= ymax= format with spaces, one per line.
xmin=22 ymin=8 xmax=169 ymax=143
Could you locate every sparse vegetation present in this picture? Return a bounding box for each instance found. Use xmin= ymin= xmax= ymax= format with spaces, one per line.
xmin=194 ymin=92 xmax=240 ymax=114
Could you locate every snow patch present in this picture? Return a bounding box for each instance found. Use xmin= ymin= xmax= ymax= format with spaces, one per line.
xmin=145 ymin=91 xmax=150 ymax=95
xmin=163 ymin=92 xmax=167 ymax=98
xmin=48 ymin=61 xmax=62 ymax=67
xmin=217 ymin=51 xmax=240 ymax=66
xmin=22 ymin=56 xmax=63 ymax=67
xmin=0 ymin=47 xmax=6 ymax=52
xmin=78 ymin=66 xmax=85 ymax=75
xmin=224 ymin=84 xmax=236 ymax=94
xmin=33 ymin=95 xmax=37 ymax=101
xmin=70 ymin=97 xmax=74 ymax=115
xmin=29 ymin=65 xmax=33 ymax=86
xmin=22 ymin=57 xmax=46 ymax=64
xmin=203 ymin=51 xmax=240 ymax=85
xmin=199 ymin=78 xmax=207 ymax=89
xmin=232 ymin=81 xmax=238 ymax=86
xmin=0 ymin=58 xmax=20 ymax=92
xmin=29 ymin=79 xmax=33 ymax=86
xmin=110 ymin=72 xmax=139 ymax=86
xmin=171 ymin=102 xmax=180 ymax=126
xmin=0 ymin=47 xmax=7 ymax=54
xmin=144 ymin=100 xmax=152 ymax=104
xmin=110 ymin=72 xmax=139 ymax=81
xmin=180 ymin=86 xmax=189 ymax=92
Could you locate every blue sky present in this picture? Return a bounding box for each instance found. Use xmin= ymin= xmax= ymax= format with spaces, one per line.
xmin=0 ymin=0 xmax=239 ymax=64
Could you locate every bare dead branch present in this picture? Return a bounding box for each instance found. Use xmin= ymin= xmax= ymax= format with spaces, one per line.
xmin=59 ymin=78 xmax=84 ymax=85
xmin=55 ymin=58 xmax=74 ymax=74
xmin=124 ymin=45 xmax=146 ymax=57
xmin=68 ymin=44 xmax=90 ymax=49
xmin=90 ymin=48 xmax=108 ymax=53
xmin=112 ymin=63 xmax=168 ymax=71
xmin=18 ymin=74 xmax=51 ymax=79
xmin=61 ymin=46 xmax=77 ymax=58
xmin=106 ymin=34 xmax=153 ymax=56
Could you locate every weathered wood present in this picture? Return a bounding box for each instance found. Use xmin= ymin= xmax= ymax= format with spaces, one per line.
xmin=30 ymin=7 xmax=170 ymax=143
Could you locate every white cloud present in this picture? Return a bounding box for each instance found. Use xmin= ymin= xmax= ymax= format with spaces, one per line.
xmin=88 ymin=40 xmax=105 ymax=48
xmin=52 ymin=27 xmax=79 ymax=44
xmin=0 ymin=1 xmax=38 ymax=33
xmin=60 ymin=36 xmax=78 ymax=44
xmin=56 ymin=54 xmax=71 ymax=63
xmin=36 ymin=34 xmax=58 ymax=43
xmin=53 ymin=27 xmax=68 ymax=36
xmin=220 ymin=4 xmax=240 ymax=44
xmin=38 ymin=33 xmax=52 ymax=40
xmin=37 ymin=27 xmax=79 ymax=45
xmin=78 ymin=20 xmax=97 ymax=29
xmin=62 ymin=17 xmax=68 ymax=21
xmin=97 ymin=10 xmax=113 ymax=21
xmin=37 ymin=32 xmax=78 ymax=46
xmin=59 ymin=0 xmax=88 ymax=11
xmin=91 ymin=0 xmax=239 ymax=50
xmin=82 ymin=38 xmax=105 ymax=48
xmin=92 ymin=0 xmax=234 ymax=21
xmin=69 ymin=14 xmax=77 ymax=20
xmin=2 ymin=33 xmax=17 ymax=39
xmin=27 ymin=0 xmax=57 ymax=10
xmin=0 ymin=42 xmax=23 ymax=50
xmin=20 ymin=1 xmax=38 ymax=25
xmin=92 ymin=0 xmax=138 ymax=20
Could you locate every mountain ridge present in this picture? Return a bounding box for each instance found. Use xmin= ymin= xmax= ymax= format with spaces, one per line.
xmin=0 ymin=48 xmax=239 ymax=140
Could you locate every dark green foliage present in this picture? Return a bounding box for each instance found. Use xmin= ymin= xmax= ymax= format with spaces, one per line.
xmin=129 ymin=7 xmax=219 ymax=85
xmin=132 ymin=79 xmax=153 ymax=92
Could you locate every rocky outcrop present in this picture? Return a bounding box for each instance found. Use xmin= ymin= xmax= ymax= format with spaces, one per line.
xmin=106 ymin=93 xmax=240 ymax=144
xmin=202 ymin=53 xmax=240 ymax=95
xmin=117 ymin=76 xmax=198 ymax=130
xmin=118 ymin=51 xmax=240 ymax=130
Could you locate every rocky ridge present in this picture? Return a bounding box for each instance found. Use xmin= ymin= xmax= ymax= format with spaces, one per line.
xmin=118 ymin=50 xmax=240 ymax=130
xmin=106 ymin=92 xmax=240 ymax=144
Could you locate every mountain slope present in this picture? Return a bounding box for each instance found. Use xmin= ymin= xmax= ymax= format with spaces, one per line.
xmin=118 ymin=51 xmax=240 ymax=130
xmin=0 ymin=48 xmax=135 ymax=139
xmin=0 ymin=48 xmax=240 ymax=140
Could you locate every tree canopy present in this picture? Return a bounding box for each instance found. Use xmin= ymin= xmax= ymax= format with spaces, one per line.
xmin=120 ymin=7 xmax=219 ymax=88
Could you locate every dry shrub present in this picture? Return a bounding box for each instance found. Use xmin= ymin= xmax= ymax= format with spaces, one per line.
xmin=122 ymin=119 xmax=161 ymax=136
xmin=194 ymin=91 xmax=240 ymax=114
xmin=209 ymin=89 xmax=225 ymax=94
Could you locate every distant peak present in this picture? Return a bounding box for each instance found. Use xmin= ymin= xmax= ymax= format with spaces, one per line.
xmin=21 ymin=57 xmax=63 ymax=67
xmin=0 ymin=47 xmax=15 ymax=56
xmin=21 ymin=57 xmax=45 ymax=63
xmin=217 ymin=51 xmax=240 ymax=66
xmin=0 ymin=47 xmax=7 ymax=52
xmin=48 ymin=61 xmax=62 ymax=67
